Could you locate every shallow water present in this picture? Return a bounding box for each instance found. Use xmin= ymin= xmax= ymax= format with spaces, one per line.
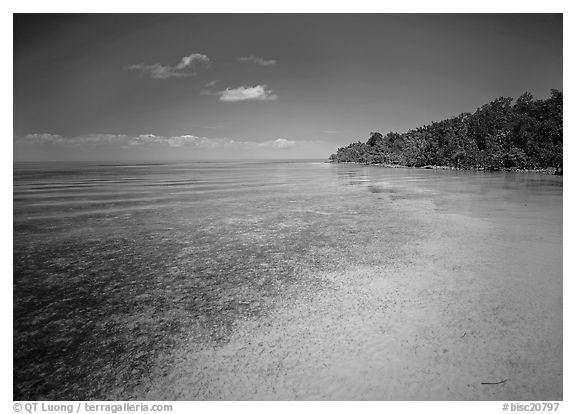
xmin=13 ymin=161 xmax=562 ymax=400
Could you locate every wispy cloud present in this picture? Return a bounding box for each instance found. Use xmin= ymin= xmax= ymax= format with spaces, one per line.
xmin=237 ymin=55 xmax=277 ymax=66
xmin=257 ymin=138 xmax=295 ymax=149
xmin=216 ymin=85 xmax=277 ymax=102
xmin=21 ymin=133 xmax=68 ymax=144
xmin=19 ymin=133 xmax=302 ymax=150
xmin=126 ymin=53 xmax=210 ymax=79
xmin=21 ymin=133 xmax=129 ymax=146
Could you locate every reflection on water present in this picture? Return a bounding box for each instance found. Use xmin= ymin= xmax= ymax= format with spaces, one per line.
xmin=13 ymin=161 xmax=562 ymax=400
xmin=333 ymin=164 xmax=562 ymax=227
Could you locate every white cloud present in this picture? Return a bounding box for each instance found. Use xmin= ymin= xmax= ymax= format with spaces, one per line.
xmin=21 ymin=133 xmax=129 ymax=146
xmin=18 ymin=133 xmax=308 ymax=151
xmin=176 ymin=53 xmax=209 ymax=69
xmin=237 ymin=56 xmax=277 ymax=66
xmin=16 ymin=133 xmax=337 ymax=160
xmin=217 ymin=85 xmax=277 ymax=102
xmin=21 ymin=133 xmax=67 ymax=144
xmin=258 ymin=138 xmax=296 ymax=149
xmin=126 ymin=53 xmax=210 ymax=79
xmin=76 ymin=134 xmax=130 ymax=145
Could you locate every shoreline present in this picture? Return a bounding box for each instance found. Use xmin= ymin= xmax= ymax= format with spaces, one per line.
xmin=326 ymin=161 xmax=562 ymax=175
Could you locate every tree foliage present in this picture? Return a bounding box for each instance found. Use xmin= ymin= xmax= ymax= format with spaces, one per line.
xmin=330 ymin=90 xmax=562 ymax=171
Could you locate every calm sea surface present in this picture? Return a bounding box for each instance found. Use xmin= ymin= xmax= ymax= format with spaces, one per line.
xmin=13 ymin=161 xmax=562 ymax=399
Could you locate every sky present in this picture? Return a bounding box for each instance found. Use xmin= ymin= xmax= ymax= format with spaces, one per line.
xmin=13 ymin=14 xmax=563 ymax=161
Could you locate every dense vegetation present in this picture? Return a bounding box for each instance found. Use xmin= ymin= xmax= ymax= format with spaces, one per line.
xmin=330 ymin=90 xmax=562 ymax=172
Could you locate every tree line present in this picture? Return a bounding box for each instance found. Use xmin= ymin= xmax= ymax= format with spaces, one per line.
xmin=330 ymin=90 xmax=562 ymax=172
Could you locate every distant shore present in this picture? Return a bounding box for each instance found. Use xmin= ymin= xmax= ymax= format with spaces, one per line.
xmin=326 ymin=161 xmax=562 ymax=175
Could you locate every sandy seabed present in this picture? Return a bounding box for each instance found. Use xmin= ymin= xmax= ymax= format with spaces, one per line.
xmin=139 ymin=190 xmax=562 ymax=401
xmin=15 ymin=163 xmax=560 ymax=400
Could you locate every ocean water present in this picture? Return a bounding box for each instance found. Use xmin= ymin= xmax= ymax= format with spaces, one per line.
xmin=13 ymin=161 xmax=563 ymax=400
